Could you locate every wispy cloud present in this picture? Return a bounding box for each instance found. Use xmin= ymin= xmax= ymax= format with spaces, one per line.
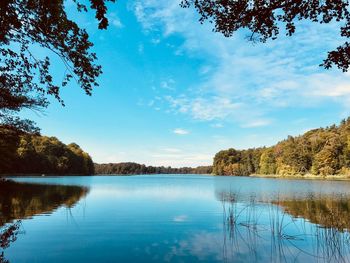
xmin=161 ymin=79 xmax=175 ymax=91
xmin=138 ymin=43 xmax=144 ymax=54
xmin=109 ymin=13 xmax=123 ymax=28
xmin=163 ymin=147 xmax=182 ymax=153
xmin=132 ymin=0 xmax=350 ymax=125
xmin=211 ymin=123 xmax=224 ymax=128
xmin=241 ymin=119 xmax=272 ymax=128
xmin=166 ymin=96 xmax=242 ymax=121
xmin=173 ymin=128 xmax=189 ymax=135
xmin=173 ymin=215 xmax=188 ymax=222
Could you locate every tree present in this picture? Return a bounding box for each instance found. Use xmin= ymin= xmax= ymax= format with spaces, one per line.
xmin=182 ymin=0 xmax=350 ymax=72
xmin=212 ymin=118 xmax=350 ymax=177
xmin=312 ymin=135 xmax=342 ymax=175
xmin=0 ymin=126 xmax=22 ymax=174
xmin=259 ymin=148 xmax=276 ymax=175
xmin=0 ymin=126 xmax=94 ymax=175
xmin=0 ymin=0 xmax=115 ymax=130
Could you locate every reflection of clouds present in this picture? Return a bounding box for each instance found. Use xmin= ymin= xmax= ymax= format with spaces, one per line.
xmin=181 ymin=232 xmax=223 ymax=261
xmin=132 ymin=232 xmax=227 ymax=262
xmin=173 ymin=215 xmax=188 ymax=222
xmin=162 ymin=233 xmax=221 ymax=262
xmin=162 ymin=231 xmax=253 ymax=262
xmin=124 ymin=218 xmax=350 ymax=262
xmin=91 ymin=186 xmax=214 ymax=201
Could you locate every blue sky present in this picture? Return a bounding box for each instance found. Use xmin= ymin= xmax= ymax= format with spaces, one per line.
xmin=21 ymin=0 xmax=350 ymax=167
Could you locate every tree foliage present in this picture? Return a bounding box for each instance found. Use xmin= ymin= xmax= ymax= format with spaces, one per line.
xmin=213 ymin=118 xmax=350 ymax=177
xmin=94 ymin=162 xmax=213 ymax=175
xmin=0 ymin=0 xmax=115 ymax=130
xmin=182 ymin=0 xmax=350 ymax=72
xmin=0 ymin=126 xmax=94 ymax=175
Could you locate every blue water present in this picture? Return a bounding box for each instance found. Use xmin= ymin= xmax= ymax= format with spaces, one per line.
xmin=2 ymin=175 xmax=350 ymax=263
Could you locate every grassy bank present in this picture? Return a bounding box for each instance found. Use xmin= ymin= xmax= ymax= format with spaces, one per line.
xmin=250 ymin=173 xmax=350 ymax=181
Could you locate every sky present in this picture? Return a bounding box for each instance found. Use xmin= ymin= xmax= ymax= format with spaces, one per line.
xmin=20 ymin=0 xmax=350 ymax=167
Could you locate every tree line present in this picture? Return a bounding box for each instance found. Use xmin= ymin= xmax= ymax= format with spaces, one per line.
xmin=213 ymin=118 xmax=350 ymax=177
xmin=94 ymin=162 xmax=212 ymax=175
xmin=0 ymin=126 xmax=94 ymax=175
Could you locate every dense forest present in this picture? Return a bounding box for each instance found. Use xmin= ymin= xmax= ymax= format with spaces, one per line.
xmin=213 ymin=118 xmax=350 ymax=177
xmin=94 ymin=162 xmax=212 ymax=175
xmin=0 ymin=126 xmax=94 ymax=175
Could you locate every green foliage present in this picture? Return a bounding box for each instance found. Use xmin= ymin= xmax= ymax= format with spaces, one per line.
xmin=94 ymin=162 xmax=213 ymax=175
xmin=213 ymin=118 xmax=350 ymax=177
xmin=0 ymin=0 xmax=115 ymax=130
xmin=213 ymin=148 xmax=262 ymax=176
xmin=182 ymin=0 xmax=350 ymax=72
xmin=259 ymin=148 xmax=276 ymax=175
xmin=0 ymin=126 xmax=94 ymax=175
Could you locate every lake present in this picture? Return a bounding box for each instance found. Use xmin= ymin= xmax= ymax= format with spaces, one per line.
xmin=1 ymin=175 xmax=350 ymax=263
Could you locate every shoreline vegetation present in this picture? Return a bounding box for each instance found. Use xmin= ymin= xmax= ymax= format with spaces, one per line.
xmin=251 ymin=173 xmax=350 ymax=181
xmin=4 ymin=118 xmax=350 ymax=181
xmin=0 ymin=126 xmax=94 ymax=175
xmin=94 ymin=162 xmax=213 ymax=175
xmin=213 ymin=118 xmax=350 ymax=179
xmin=3 ymin=173 xmax=350 ymax=182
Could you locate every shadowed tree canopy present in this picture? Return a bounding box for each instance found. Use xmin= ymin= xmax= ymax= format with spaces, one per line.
xmin=182 ymin=0 xmax=350 ymax=72
xmin=0 ymin=0 xmax=115 ymax=131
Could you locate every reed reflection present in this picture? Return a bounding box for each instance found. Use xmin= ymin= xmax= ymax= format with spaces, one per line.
xmin=217 ymin=190 xmax=350 ymax=263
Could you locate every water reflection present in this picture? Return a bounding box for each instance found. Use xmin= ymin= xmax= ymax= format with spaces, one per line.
xmin=216 ymin=189 xmax=350 ymax=263
xmin=0 ymin=221 xmax=21 ymax=263
xmin=0 ymin=179 xmax=89 ymax=263
xmin=3 ymin=175 xmax=350 ymax=263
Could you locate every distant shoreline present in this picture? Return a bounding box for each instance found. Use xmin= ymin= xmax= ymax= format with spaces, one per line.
xmin=250 ymin=173 xmax=350 ymax=181
xmin=0 ymin=173 xmax=213 ymax=177
xmin=2 ymin=173 xmax=350 ymax=181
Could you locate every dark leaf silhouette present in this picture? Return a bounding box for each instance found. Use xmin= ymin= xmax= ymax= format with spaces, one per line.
xmin=182 ymin=0 xmax=350 ymax=72
xmin=0 ymin=0 xmax=115 ymax=131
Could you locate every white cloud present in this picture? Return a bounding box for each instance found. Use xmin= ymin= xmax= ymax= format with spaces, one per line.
xmin=132 ymin=0 xmax=350 ymax=124
xmin=138 ymin=43 xmax=144 ymax=54
xmin=111 ymin=18 xmax=123 ymax=28
xmin=161 ymin=79 xmax=175 ymax=91
xmin=150 ymin=152 xmax=213 ymax=167
xmin=163 ymin=148 xmax=182 ymax=153
xmin=211 ymin=123 xmax=224 ymax=128
xmin=151 ymin=38 xmax=161 ymax=44
xmin=109 ymin=13 xmax=123 ymax=28
xmin=166 ymin=96 xmax=242 ymax=121
xmin=241 ymin=119 xmax=272 ymax=128
xmin=173 ymin=215 xmax=188 ymax=222
xmin=173 ymin=128 xmax=189 ymax=135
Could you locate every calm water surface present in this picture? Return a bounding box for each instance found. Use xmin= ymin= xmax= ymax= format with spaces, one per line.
xmin=2 ymin=175 xmax=350 ymax=263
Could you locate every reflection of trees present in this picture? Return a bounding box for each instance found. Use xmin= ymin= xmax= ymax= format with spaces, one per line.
xmin=0 ymin=221 xmax=21 ymax=263
xmin=276 ymin=196 xmax=350 ymax=263
xmin=276 ymin=195 xmax=350 ymax=231
xmin=218 ymin=190 xmax=350 ymax=263
xmin=0 ymin=179 xmax=89 ymax=226
xmin=0 ymin=179 xmax=89 ymax=263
